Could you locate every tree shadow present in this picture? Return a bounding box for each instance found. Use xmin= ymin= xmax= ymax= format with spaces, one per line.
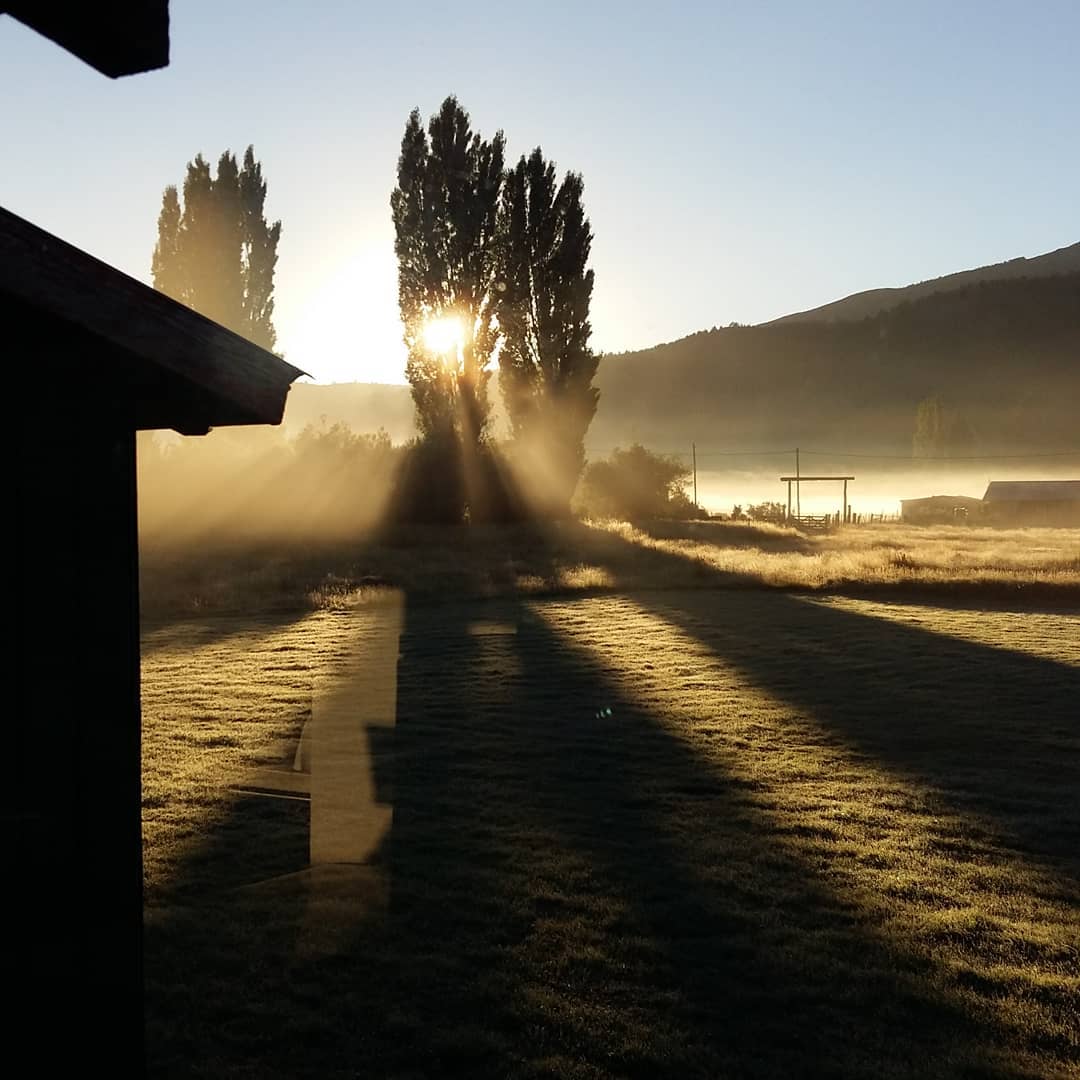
xmin=574 ymin=526 xmax=1080 ymax=881
xmin=144 ymin=580 xmax=1062 ymax=1077
xmin=814 ymin=579 xmax=1080 ymax=613
xmin=140 ymin=607 xmax=313 ymax=656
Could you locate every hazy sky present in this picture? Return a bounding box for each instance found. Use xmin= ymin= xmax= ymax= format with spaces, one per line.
xmin=3 ymin=1 xmax=1077 ymax=384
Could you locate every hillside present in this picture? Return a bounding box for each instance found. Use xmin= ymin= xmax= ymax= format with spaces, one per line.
xmin=768 ymin=242 xmax=1080 ymax=326
xmin=591 ymin=272 xmax=1080 ymax=454
xmin=283 ymin=380 xmax=415 ymax=442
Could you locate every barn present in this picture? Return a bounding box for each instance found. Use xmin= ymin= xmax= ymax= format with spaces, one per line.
xmin=4 ymin=3 xmax=302 ymax=1072
xmin=982 ymin=480 xmax=1080 ymax=527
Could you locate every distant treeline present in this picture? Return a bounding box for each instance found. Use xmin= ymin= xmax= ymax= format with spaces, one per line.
xmin=591 ymin=273 xmax=1080 ymax=453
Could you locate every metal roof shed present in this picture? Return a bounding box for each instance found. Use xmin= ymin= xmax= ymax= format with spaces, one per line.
xmin=983 ymin=480 xmax=1080 ymax=503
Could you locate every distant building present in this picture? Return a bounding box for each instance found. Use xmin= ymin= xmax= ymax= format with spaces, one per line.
xmin=982 ymin=480 xmax=1080 ymax=526
xmin=900 ymin=494 xmax=984 ymax=524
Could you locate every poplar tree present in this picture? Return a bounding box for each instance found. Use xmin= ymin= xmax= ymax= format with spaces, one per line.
xmin=152 ymin=146 xmax=280 ymax=351
xmin=391 ymin=97 xmax=505 ymax=444
xmin=495 ymin=148 xmax=599 ymax=512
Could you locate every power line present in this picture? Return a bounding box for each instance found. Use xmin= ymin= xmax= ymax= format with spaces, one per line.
xmin=799 ymin=449 xmax=1080 ymax=461
xmin=585 ymin=446 xmax=1080 ymax=463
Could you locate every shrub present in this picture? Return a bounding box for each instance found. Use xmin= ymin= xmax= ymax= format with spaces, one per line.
xmin=577 ymin=444 xmax=693 ymax=521
xmin=747 ymin=501 xmax=787 ymax=523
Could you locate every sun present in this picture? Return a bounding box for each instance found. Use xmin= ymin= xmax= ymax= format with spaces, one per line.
xmin=421 ymin=315 xmax=465 ymax=356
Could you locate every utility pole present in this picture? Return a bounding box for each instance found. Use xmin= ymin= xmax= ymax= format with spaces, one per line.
xmin=692 ymin=442 xmax=698 ymax=509
xmin=795 ymin=446 xmax=801 ymax=519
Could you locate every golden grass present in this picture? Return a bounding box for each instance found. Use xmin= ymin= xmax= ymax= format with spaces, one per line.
xmin=142 ymin=587 xmax=1079 ymax=1077
xmin=140 ymin=520 xmax=1080 ymax=620
xmin=602 ymin=519 xmax=1080 ymax=591
xmin=534 ymin=594 xmax=1079 ymax=1078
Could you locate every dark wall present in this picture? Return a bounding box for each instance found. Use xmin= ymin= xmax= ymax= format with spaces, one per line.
xmin=10 ymin=318 xmax=142 ymax=1070
xmin=986 ymin=501 xmax=1080 ymax=527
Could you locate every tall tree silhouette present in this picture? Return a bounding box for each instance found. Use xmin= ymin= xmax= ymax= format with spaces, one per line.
xmin=496 ymin=149 xmax=598 ymax=513
xmin=391 ymin=97 xmax=505 ymax=444
xmin=913 ymin=394 xmax=976 ymax=458
xmin=152 ymin=147 xmax=280 ymax=351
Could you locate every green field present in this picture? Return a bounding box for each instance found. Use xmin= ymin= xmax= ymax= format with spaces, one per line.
xmin=142 ymin=525 xmax=1080 ymax=1078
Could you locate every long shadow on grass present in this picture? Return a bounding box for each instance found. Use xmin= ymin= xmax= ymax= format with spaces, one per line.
xmin=148 ymin=590 xmax=1045 ymax=1078
xmin=307 ymin=594 xmax=1019 ymax=1077
xmin=577 ymin=526 xmax=1080 ymax=880
xmin=140 ymin=608 xmax=314 ymax=656
xmin=143 ymin=545 xmax=1076 ymax=1078
xmin=814 ymin=579 xmax=1080 ymax=613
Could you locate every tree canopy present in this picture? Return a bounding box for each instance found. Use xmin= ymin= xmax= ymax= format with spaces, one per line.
xmin=152 ymin=146 xmax=281 ymax=352
xmin=391 ymin=98 xmax=601 ymax=519
xmin=496 ymin=148 xmax=598 ymax=511
xmin=391 ymin=97 xmax=505 ymax=444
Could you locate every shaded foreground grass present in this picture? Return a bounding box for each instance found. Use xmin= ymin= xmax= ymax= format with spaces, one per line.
xmin=143 ymin=577 xmax=1079 ymax=1077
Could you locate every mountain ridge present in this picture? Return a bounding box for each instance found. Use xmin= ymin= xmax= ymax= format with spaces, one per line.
xmin=765 ymin=241 xmax=1080 ymax=326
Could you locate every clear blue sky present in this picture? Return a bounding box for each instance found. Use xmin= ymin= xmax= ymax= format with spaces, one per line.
xmin=2 ymin=1 xmax=1077 ymax=384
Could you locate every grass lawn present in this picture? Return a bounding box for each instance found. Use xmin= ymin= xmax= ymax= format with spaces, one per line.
xmin=141 ymin=522 xmax=1080 ymax=1077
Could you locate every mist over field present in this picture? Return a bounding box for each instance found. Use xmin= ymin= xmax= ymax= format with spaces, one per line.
xmin=692 ymin=462 xmax=1080 ymax=517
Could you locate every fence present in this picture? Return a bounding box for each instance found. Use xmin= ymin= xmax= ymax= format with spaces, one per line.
xmin=780 ymin=511 xmax=901 ymax=531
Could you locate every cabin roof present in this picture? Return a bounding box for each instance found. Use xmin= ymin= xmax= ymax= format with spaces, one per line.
xmin=982 ymin=480 xmax=1080 ymax=503
xmin=1 ymin=206 xmax=304 ymax=435
xmin=4 ymin=1 xmax=170 ymax=77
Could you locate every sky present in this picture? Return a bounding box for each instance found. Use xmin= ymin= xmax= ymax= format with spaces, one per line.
xmin=2 ymin=1 xmax=1077 ymax=385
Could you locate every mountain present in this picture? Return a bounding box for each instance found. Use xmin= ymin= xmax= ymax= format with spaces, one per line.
xmin=768 ymin=242 xmax=1080 ymax=326
xmin=591 ymin=269 xmax=1079 ymax=455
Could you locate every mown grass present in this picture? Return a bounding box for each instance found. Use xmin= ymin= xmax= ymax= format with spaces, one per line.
xmin=142 ymin=529 xmax=1080 ymax=1077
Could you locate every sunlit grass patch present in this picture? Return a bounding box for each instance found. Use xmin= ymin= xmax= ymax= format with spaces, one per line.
xmin=593 ymin=519 xmax=1080 ymax=593
xmin=799 ymin=596 xmax=1080 ymax=665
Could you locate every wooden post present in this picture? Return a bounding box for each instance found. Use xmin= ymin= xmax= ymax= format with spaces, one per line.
xmin=692 ymin=442 xmax=698 ymax=508
xmin=786 ymin=479 xmax=792 ymax=520
xmin=843 ymin=477 xmax=848 ymax=525
xmin=795 ymin=447 xmax=801 ymax=519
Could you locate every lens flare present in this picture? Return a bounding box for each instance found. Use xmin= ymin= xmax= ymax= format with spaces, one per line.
xmin=422 ymin=315 xmax=464 ymax=356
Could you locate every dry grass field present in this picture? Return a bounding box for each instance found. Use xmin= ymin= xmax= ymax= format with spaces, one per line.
xmin=141 ymin=522 xmax=1080 ymax=1078
xmin=141 ymin=519 xmax=1080 ymax=617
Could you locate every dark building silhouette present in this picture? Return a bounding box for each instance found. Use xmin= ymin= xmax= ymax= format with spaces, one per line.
xmin=3 ymin=4 xmax=301 ymax=1072
xmin=982 ymin=480 xmax=1080 ymax=527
